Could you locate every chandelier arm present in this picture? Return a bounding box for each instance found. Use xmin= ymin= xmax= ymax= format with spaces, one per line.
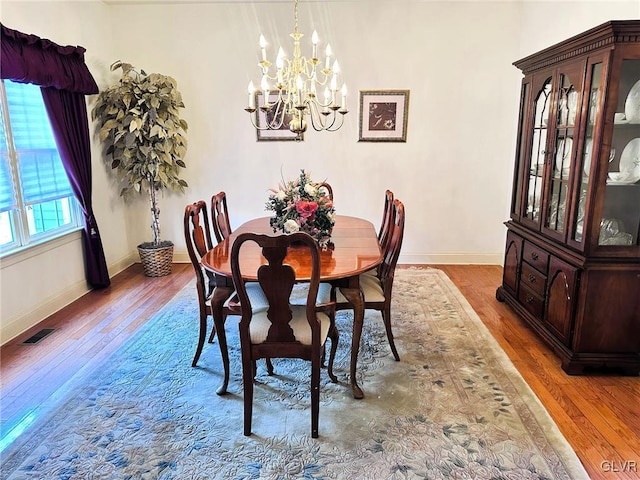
xmin=306 ymin=102 xmax=325 ymax=131
xmin=307 ymin=115 xmax=325 ymax=132
xmin=325 ymin=113 xmax=346 ymax=132
xmin=307 ymin=103 xmax=339 ymax=132
xmin=266 ymin=101 xmax=287 ymax=130
xmin=248 ymin=113 xmax=280 ymax=131
xmin=322 ymin=113 xmax=339 ymax=131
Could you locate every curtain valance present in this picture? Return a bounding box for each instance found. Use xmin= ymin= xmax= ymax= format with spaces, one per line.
xmin=0 ymin=24 xmax=98 ymax=94
xmin=0 ymin=23 xmax=109 ymax=288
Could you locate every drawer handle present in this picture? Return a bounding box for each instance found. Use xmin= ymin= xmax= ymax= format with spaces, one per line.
xmin=525 ymin=295 xmax=534 ymax=304
xmin=528 ymin=274 xmax=537 ymax=283
xmin=531 ymin=252 xmax=539 ymax=261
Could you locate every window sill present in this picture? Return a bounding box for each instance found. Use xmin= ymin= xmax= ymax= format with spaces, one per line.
xmin=0 ymin=228 xmax=83 ymax=268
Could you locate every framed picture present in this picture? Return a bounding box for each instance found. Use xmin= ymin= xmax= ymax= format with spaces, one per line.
xmin=358 ymin=90 xmax=409 ymax=142
xmin=255 ymin=92 xmax=303 ymax=142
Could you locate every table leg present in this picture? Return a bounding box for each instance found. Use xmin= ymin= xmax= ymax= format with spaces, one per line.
xmin=211 ymin=286 xmax=232 ymax=395
xmin=339 ymin=286 xmax=365 ymax=399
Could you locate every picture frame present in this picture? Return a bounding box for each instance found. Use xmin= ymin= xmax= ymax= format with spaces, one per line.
xmin=358 ymin=90 xmax=410 ymax=142
xmin=255 ymin=92 xmax=303 ymax=142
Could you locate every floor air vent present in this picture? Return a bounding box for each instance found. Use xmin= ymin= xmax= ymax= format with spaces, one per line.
xmin=22 ymin=328 xmax=56 ymax=344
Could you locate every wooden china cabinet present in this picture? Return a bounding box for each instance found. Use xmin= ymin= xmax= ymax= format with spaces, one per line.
xmin=496 ymin=21 xmax=640 ymax=375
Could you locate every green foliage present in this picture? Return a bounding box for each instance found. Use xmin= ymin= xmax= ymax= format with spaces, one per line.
xmin=91 ymin=61 xmax=189 ymax=245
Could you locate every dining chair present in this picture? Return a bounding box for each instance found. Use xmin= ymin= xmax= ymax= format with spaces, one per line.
xmin=207 ymin=191 xmax=233 ymax=344
xmin=335 ymin=199 xmax=405 ymax=361
xmin=184 ymin=200 xmax=235 ymax=370
xmin=363 ymin=189 xmax=395 ymax=279
xmin=230 ymin=231 xmax=339 ymax=438
xmin=318 ymin=182 xmax=333 ymax=201
xmin=378 ymin=189 xmax=395 ymax=253
xmin=184 ymin=201 xmax=270 ymax=381
xmin=211 ymin=191 xmax=233 ymax=244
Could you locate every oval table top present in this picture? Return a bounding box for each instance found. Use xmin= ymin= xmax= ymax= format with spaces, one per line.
xmin=201 ymin=215 xmax=382 ymax=281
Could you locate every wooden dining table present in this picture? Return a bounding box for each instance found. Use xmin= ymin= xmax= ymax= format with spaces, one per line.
xmin=201 ymin=214 xmax=383 ymax=399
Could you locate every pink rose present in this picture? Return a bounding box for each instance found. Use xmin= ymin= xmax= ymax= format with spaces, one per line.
xmin=296 ymin=200 xmax=318 ymax=219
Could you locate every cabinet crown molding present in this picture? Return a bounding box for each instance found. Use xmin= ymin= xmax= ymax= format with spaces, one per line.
xmin=514 ymin=20 xmax=640 ymax=73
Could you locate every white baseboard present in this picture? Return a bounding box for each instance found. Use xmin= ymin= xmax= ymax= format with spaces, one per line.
xmin=399 ymin=253 xmax=504 ymax=265
xmin=1 ymin=252 xmax=137 ymax=345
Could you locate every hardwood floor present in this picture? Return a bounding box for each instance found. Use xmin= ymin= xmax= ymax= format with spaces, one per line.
xmin=1 ymin=263 xmax=638 ymax=478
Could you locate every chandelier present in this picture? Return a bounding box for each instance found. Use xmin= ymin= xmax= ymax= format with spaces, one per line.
xmin=244 ymin=0 xmax=348 ymax=137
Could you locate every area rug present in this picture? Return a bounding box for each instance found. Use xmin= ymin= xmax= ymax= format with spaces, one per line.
xmin=0 ymin=268 xmax=589 ymax=479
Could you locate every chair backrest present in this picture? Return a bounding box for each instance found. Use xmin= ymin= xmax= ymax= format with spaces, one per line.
xmin=318 ymin=182 xmax=334 ymax=201
xmin=211 ymin=191 xmax=232 ymax=243
xmin=231 ymin=232 xmax=322 ymax=346
xmin=184 ymin=201 xmax=215 ymax=301
xmin=378 ymin=189 xmax=395 ymax=252
xmin=379 ymin=199 xmax=405 ymax=294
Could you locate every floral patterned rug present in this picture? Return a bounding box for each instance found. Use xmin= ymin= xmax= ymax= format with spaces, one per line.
xmin=0 ymin=268 xmax=589 ymax=479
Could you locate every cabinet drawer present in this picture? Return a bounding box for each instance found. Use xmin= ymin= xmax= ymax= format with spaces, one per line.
xmin=518 ymin=284 xmax=544 ymax=319
xmin=523 ymin=241 xmax=549 ymax=273
xmin=520 ymin=261 xmax=547 ymax=297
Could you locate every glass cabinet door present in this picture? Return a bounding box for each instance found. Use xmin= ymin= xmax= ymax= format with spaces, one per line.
xmin=523 ymin=78 xmax=551 ymax=226
xmin=598 ymin=58 xmax=640 ymax=248
xmin=572 ymin=62 xmax=602 ymax=245
xmin=542 ymin=62 xmax=584 ymax=239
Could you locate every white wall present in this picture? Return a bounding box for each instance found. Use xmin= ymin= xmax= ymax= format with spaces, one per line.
xmin=0 ymin=0 xmax=638 ymax=344
xmin=107 ymin=0 xmax=523 ymax=266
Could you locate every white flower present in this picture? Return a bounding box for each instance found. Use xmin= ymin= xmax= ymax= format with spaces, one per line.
xmin=276 ymin=190 xmax=287 ymax=201
xmin=304 ymin=183 xmax=317 ymax=196
xmin=283 ymin=219 xmax=300 ymax=233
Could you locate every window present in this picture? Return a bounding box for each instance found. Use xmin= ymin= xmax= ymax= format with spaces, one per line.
xmin=0 ymin=80 xmax=80 ymax=254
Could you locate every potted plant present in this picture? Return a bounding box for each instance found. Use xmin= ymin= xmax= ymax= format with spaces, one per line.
xmin=91 ymin=61 xmax=188 ymax=277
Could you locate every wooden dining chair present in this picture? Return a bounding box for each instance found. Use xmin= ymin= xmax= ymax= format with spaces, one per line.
xmin=184 ymin=201 xmax=270 ymax=386
xmin=318 ymin=182 xmax=333 ymax=201
xmin=211 ymin=191 xmax=232 ymax=243
xmin=206 ymin=191 xmax=233 ymax=344
xmin=335 ymin=199 xmax=405 ymax=361
xmin=378 ymin=189 xmax=395 ymax=252
xmin=363 ymin=189 xmax=395 ymax=279
xmin=230 ymin=231 xmax=339 ymax=438
xmin=184 ymin=201 xmax=236 ymax=370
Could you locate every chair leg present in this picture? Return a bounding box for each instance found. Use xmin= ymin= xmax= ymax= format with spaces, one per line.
xmin=265 ymin=358 xmax=274 ymax=375
xmin=242 ymin=361 xmax=254 ymax=437
xmin=211 ymin=288 xmax=233 ymax=395
xmin=311 ymin=357 xmax=320 ymax=438
xmin=252 ymin=359 xmax=274 ymax=377
xmin=207 ymin=273 xmax=216 ymax=343
xmin=327 ymin=326 xmax=339 ymax=383
xmin=191 ymin=308 xmax=208 ymax=367
xmin=382 ymin=307 xmax=400 ymax=361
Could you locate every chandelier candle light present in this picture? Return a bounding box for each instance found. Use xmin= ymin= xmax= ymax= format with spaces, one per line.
xmin=245 ymin=0 xmax=348 ymax=136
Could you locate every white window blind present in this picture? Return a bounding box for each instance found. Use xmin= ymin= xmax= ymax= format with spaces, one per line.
xmin=0 ymin=114 xmax=15 ymax=213
xmin=0 ymin=80 xmax=78 ymax=252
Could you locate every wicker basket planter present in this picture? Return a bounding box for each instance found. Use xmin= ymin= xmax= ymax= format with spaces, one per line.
xmin=138 ymin=241 xmax=174 ymax=277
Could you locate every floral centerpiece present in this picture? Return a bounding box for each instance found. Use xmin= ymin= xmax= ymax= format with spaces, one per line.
xmin=266 ymin=170 xmax=335 ymax=247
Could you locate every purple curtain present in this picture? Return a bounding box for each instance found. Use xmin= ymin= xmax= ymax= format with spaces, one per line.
xmin=42 ymin=88 xmax=110 ymax=287
xmin=1 ymin=24 xmax=110 ymax=288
